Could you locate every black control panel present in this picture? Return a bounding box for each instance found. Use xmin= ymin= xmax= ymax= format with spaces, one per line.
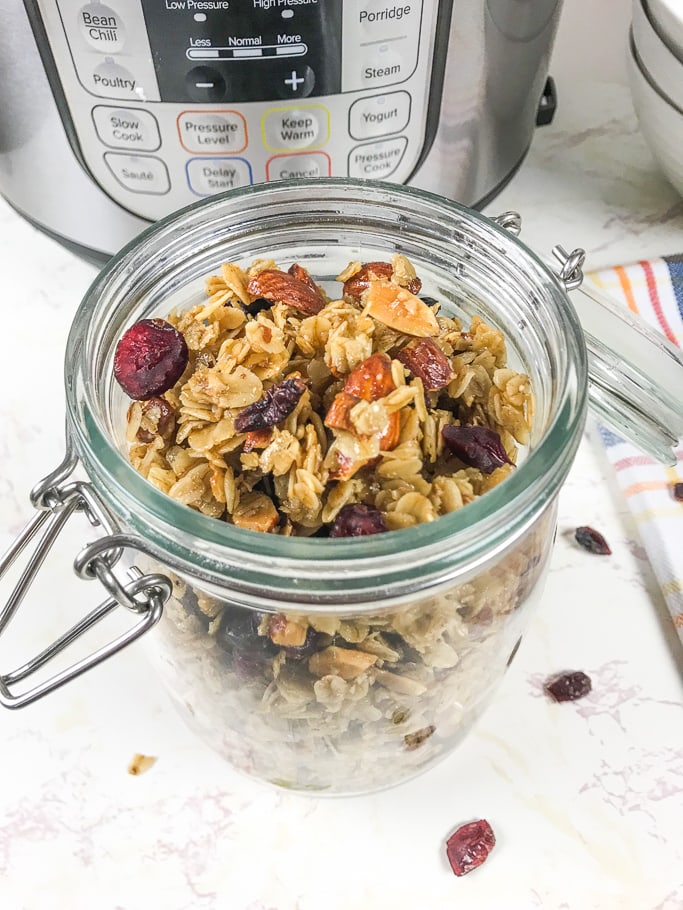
xmin=140 ymin=0 xmax=343 ymax=102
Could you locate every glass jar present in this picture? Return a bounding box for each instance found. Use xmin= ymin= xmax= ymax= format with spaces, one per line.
xmin=1 ymin=179 xmax=678 ymax=795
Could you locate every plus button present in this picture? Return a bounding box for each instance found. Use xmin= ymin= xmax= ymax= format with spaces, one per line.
xmin=284 ymin=70 xmax=305 ymax=91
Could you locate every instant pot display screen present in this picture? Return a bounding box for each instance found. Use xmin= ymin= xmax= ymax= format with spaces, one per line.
xmin=140 ymin=0 xmax=343 ymax=102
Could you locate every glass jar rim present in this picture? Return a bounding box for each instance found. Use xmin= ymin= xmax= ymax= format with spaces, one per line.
xmin=65 ymin=178 xmax=588 ymax=605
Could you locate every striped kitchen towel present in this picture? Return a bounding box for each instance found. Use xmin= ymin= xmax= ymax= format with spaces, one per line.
xmin=589 ymin=256 xmax=683 ymax=642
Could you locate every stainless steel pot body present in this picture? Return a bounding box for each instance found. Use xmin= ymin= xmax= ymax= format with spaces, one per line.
xmin=0 ymin=0 xmax=562 ymax=261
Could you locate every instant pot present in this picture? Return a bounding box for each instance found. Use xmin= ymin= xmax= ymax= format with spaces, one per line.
xmin=0 ymin=0 xmax=561 ymax=262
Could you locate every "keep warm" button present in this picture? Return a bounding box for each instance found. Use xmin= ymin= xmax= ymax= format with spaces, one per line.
xmin=262 ymin=105 xmax=329 ymax=151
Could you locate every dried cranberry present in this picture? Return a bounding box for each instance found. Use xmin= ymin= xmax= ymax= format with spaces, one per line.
xmin=442 ymin=424 xmax=513 ymax=474
xmin=243 ymin=297 xmax=273 ymax=317
xmin=672 ymin=482 xmax=683 ymax=502
xmin=114 ymin=318 xmax=188 ymax=400
xmin=329 ymin=503 xmax=388 ymax=538
xmin=234 ymin=378 xmax=307 ymax=433
xmin=574 ymin=526 xmax=611 ymax=555
xmin=446 ymin=819 xmax=496 ymax=877
xmin=544 ymin=670 xmax=592 ymax=702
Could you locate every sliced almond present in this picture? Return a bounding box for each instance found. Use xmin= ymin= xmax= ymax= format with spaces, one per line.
xmin=247 ymin=269 xmax=325 ymax=315
xmin=378 ymin=411 xmax=400 ymax=451
xmin=362 ymin=280 xmax=439 ymax=337
xmin=308 ymin=646 xmax=378 ymax=680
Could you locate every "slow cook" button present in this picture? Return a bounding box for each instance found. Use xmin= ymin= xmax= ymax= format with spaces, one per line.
xmin=92 ymin=106 xmax=160 ymax=150
xmin=78 ymin=2 xmax=125 ymax=53
xmin=177 ymin=111 xmax=247 ymax=154
xmin=186 ymin=158 xmax=253 ymax=195
xmin=348 ymin=136 xmax=407 ymax=178
xmin=262 ymin=106 xmax=329 ymax=151
xmin=266 ymin=152 xmax=331 ymax=181
xmin=104 ymin=153 xmax=170 ymax=194
xmin=349 ymin=91 xmax=411 ymax=139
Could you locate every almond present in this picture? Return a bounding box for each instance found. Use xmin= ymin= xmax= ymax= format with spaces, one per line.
xmin=242 ymin=427 xmax=273 ymax=452
xmin=343 ymin=261 xmax=393 ymax=300
xmin=343 ymin=261 xmax=422 ymax=300
xmin=396 ymin=337 xmax=455 ymax=390
xmin=362 ymin=280 xmax=439 ymax=337
xmin=247 ymin=269 xmax=325 ymax=315
xmin=379 ymin=412 xmax=401 ymax=451
xmin=343 ymin=352 xmax=395 ymax=401
xmin=324 ymin=390 xmax=361 ymax=432
xmin=268 ymin=614 xmax=308 ymax=647
xmin=308 ymin=645 xmax=378 ymax=680
xmin=287 ymin=262 xmax=319 ymax=292
xmin=232 ymin=491 xmax=279 ymax=533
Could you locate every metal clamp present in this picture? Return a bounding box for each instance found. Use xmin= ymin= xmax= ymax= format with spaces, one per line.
xmin=552 ymin=245 xmax=586 ymax=291
xmin=492 ymin=211 xmax=522 ymax=236
xmin=0 ymin=457 xmax=172 ymax=709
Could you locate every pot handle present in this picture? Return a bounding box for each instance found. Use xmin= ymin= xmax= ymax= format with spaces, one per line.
xmin=0 ymin=443 xmax=171 ymax=709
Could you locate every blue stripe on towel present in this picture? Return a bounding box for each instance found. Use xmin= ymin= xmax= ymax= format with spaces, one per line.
xmin=664 ymin=255 xmax=683 ymax=322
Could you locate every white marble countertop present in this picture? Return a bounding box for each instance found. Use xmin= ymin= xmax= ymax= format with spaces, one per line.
xmin=2 ymin=11 xmax=683 ymax=908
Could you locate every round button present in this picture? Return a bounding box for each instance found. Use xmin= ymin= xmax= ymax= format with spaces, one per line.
xmin=273 ymin=65 xmax=316 ymax=99
xmin=79 ymin=2 xmax=125 ymax=53
xmin=91 ymin=59 xmax=139 ymax=99
xmin=185 ymin=67 xmax=226 ymax=103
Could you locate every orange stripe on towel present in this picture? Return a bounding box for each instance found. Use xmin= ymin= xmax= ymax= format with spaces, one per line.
xmin=623 ymin=480 xmax=671 ymax=496
xmin=614 ymin=265 xmax=640 ymax=314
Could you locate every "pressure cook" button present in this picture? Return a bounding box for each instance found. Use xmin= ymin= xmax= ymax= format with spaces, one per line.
xmin=177 ymin=111 xmax=247 ymax=154
xmin=349 ymin=91 xmax=411 ymax=139
xmin=92 ymin=106 xmax=160 ymax=150
xmin=78 ymin=2 xmax=125 ymax=53
xmin=262 ymin=106 xmax=329 ymax=151
xmin=348 ymin=136 xmax=408 ymax=178
xmin=104 ymin=153 xmax=170 ymax=194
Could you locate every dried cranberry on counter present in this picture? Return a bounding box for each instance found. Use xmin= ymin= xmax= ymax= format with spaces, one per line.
xmin=114 ymin=318 xmax=188 ymax=400
xmin=672 ymin=482 xmax=683 ymax=502
xmin=574 ymin=526 xmax=612 ymax=555
xmin=446 ymin=819 xmax=496 ymax=877
xmin=442 ymin=424 xmax=513 ymax=474
xmin=544 ymin=670 xmax=592 ymax=702
xmin=234 ymin=377 xmax=307 ymax=433
xmin=329 ymin=503 xmax=388 ymax=538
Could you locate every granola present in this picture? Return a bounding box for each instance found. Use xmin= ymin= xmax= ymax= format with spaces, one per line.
xmin=121 ymin=253 xmax=546 ymax=792
xmin=123 ymin=254 xmax=534 ymax=534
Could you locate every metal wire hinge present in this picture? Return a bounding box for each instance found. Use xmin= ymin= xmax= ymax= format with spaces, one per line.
xmin=0 ymin=457 xmax=172 ymax=709
xmin=552 ymin=245 xmax=586 ymax=291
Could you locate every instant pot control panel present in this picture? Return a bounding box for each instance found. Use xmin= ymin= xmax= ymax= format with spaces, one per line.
xmin=30 ymin=0 xmax=441 ymax=221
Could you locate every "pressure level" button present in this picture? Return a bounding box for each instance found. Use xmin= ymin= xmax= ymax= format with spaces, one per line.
xmin=178 ymin=111 xmax=247 ymax=154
